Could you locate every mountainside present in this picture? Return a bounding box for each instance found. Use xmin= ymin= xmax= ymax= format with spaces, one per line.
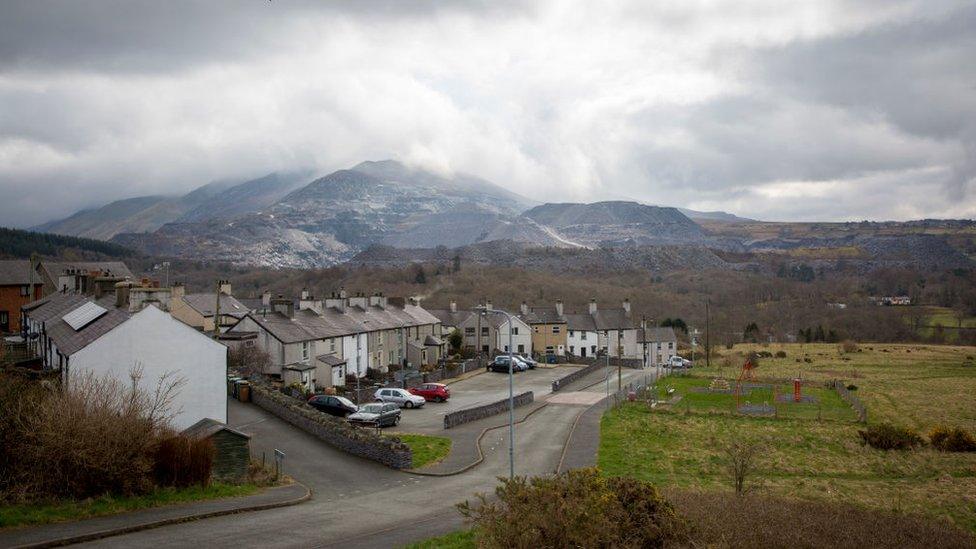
xmin=34 ymin=172 xmax=309 ymax=240
xmin=523 ymin=201 xmax=704 ymax=247
xmin=678 ymin=208 xmax=754 ymax=222
xmin=113 ymin=161 xmax=543 ymax=267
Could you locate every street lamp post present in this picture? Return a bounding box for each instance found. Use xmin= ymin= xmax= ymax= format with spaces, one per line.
xmin=478 ymin=305 xmax=515 ymax=479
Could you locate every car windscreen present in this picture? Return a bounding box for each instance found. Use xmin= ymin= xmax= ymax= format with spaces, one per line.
xmin=336 ymin=396 xmax=355 ymax=408
xmin=360 ymin=404 xmax=383 ymax=413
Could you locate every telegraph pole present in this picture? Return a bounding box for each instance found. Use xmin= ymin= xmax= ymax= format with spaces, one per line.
xmin=704 ymin=297 xmax=711 ymax=370
xmin=213 ymin=280 xmax=222 ymax=339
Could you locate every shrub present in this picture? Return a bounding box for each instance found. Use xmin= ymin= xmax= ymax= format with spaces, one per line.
xmin=458 ymin=468 xmax=686 ymax=547
xmin=5 ymin=368 xmax=184 ymax=501
xmin=846 ymin=384 xmax=858 ymax=391
xmin=928 ymin=426 xmax=976 ymax=452
xmin=774 ymin=350 xmax=787 ymax=358
xmin=153 ymin=435 xmax=215 ymax=488
xmin=839 ymin=340 xmax=859 ymax=354
xmin=858 ymin=423 xmax=924 ymax=450
xmin=227 ymin=345 xmax=271 ymax=377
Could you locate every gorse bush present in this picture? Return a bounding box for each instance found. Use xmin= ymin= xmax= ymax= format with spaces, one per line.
xmin=458 ymin=468 xmax=685 ymax=548
xmin=858 ymin=423 xmax=924 ymax=450
xmin=928 ymin=425 xmax=976 ymax=452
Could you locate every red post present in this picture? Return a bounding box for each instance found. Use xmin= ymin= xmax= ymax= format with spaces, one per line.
xmin=793 ymin=378 xmax=802 ymax=402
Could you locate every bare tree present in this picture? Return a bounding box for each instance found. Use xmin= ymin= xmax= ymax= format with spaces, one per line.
xmin=724 ymin=439 xmax=763 ymax=496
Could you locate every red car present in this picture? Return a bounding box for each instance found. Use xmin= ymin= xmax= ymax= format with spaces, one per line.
xmin=409 ymin=383 xmax=451 ymax=402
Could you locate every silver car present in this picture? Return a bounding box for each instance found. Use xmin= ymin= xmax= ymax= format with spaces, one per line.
xmin=374 ymin=387 xmax=426 ymax=409
xmin=347 ymin=402 xmax=401 ymax=427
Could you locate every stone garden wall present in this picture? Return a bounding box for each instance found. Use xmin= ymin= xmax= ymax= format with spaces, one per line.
xmin=443 ymin=391 xmax=534 ymax=429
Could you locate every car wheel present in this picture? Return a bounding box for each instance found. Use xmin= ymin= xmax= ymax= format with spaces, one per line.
xmin=405 ymin=401 xmax=414 ymax=409
xmin=395 ymin=416 xmax=401 ymax=425
xmin=436 ymin=396 xmax=444 ymax=403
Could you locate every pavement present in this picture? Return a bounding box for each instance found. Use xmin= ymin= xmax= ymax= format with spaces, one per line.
xmin=18 ymin=364 xmax=656 ymax=549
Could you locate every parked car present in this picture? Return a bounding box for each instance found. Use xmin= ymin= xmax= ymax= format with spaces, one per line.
xmin=410 ymin=383 xmax=451 ymax=402
xmin=488 ymin=355 xmax=524 ymax=373
xmin=668 ymin=356 xmax=692 ymax=369
xmin=374 ymin=387 xmax=427 ymax=408
xmin=518 ymin=354 xmax=538 ymax=369
xmin=307 ymin=394 xmax=358 ymax=417
xmin=347 ymin=402 xmax=401 ymax=427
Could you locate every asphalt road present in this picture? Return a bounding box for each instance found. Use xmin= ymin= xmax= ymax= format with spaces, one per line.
xmin=77 ymin=365 xmax=653 ymax=549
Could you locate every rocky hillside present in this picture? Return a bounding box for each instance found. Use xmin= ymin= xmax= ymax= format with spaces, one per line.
xmin=523 ymin=201 xmax=704 ymax=247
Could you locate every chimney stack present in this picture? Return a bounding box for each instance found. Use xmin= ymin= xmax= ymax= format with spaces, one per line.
xmin=449 ymin=300 xmax=457 ymax=313
xmin=218 ymin=280 xmax=232 ymax=296
xmin=171 ymin=282 xmax=185 ymax=301
xmin=272 ymin=295 xmax=294 ymax=318
xmin=622 ymin=298 xmax=631 ymax=315
xmin=339 ymin=287 xmax=348 ymax=299
xmin=485 ymin=298 xmax=492 ymax=311
xmin=301 ymin=288 xmax=310 ymax=300
xmin=115 ymin=281 xmax=133 ymax=310
xmin=261 ymin=291 xmax=271 ymax=307
xmin=555 ymin=300 xmax=563 ymax=317
xmin=520 ymin=301 xmax=528 ymax=316
xmin=588 ymin=298 xmax=597 ymax=315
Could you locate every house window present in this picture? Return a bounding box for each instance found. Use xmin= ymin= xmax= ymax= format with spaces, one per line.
xmin=244 ymin=340 xmax=254 ymax=347
xmin=581 ymin=332 xmax=587 ymax=340
xmin=329 ymin=339 xmax=336 ymax=352
xmin=512 ymin=327 xmax=519 ymax=335
xmin=603 ymin=331 xmax=609 ymax=337
xmin=517 ymin=344 xmax=525 ymax=353
xmin=569 ymin=330 xmax=575 ymax=337
xmin=301 ymin=341 xmax=310 ymax=361
xmin=534 ymin=326 xmax=539 ymax=333
xmin=20 ymin=285 xmax=30 ymax=296
xmin=569 ymin=345 xmax=575 ymax=354
xmin=545 ymin=346 xmax=554 ymax=355
xmin=552 ymin=326 xmax=560 ymax=334
xmin=481 ymin=327 xmax=489 ymax=336
xmin=668 ymin=342 xmax=674 ymax=349
xmin=465 ymin=327 xmax=475 ymax=335
xmin=657 ymin=343 xmax=662 ymax=350
xmin=504 ymin=345 xmax=509 ymax=352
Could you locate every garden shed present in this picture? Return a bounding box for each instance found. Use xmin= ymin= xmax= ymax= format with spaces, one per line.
xmin=182 ymin=418 xmax=251 ymax=483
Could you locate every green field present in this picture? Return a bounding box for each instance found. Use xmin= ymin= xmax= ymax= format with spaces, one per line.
xmin=601 ymin=343 xmax=976 ymax=532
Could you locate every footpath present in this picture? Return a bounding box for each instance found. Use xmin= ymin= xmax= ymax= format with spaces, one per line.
xmin=0 ymin=482 xmax=309 ymax=549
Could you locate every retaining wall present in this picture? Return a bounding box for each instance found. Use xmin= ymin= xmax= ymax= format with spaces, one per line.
xmin=551 ymin=361 xmax=607 ymax=392
xmin=443 ymin=391 xmax=534 ymax=429
xmin=250 ymin=384 xmax=413 ymax=469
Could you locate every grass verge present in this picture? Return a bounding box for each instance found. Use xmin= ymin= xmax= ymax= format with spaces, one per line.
xmin=391 ymin=433 xmax=452 ymax=468
xmin=0 ymin=483 xmax=259 ymax=530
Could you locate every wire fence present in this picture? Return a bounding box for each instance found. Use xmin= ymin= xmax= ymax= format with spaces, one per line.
xmin=830 ymin=380 xmax=868 ymax=423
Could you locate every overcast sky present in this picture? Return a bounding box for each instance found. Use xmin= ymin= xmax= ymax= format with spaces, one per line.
xmin=1 ymin=0 xmax=974 ymax=227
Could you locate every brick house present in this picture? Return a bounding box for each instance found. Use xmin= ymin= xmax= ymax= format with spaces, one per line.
xmin=0 ymin=260 xmax=43 ymax=334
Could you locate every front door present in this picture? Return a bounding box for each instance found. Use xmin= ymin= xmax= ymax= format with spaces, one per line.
xmin=0 ymin=311 xmax=9 ymax=333
xmin=581 ymin=347 xmax=587 ymax=358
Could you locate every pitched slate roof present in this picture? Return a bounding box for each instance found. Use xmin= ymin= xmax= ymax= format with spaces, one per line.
xmin=427 ymin=308 xmax=473 ymax=328
xmin=40 ymin=261 xmax=134 ymax=280
xmin=641 ymin=326 xmax=678 ymax=343
xmin=564 ymin=313 xmax=597 ymax=332
xmin=518 ymin=307 xmax=567 ymax=325
xmin=182 ymin=293 xmax=249 ymax=318
xmin=424 ymin=334 xmax=444 ymax=346
xmin=592 ymin=309 xmax=634 ymax=330
xmin=0 ymin=260 xmax=38 ymax=286
xmin=182 ymin=418 xmax=250 ymax=440
xmin=316 ymin=354 xmax=346 ymax=366
xmin=27 ymin=292 xmax=131 ymax=356
xmin=246 ymin=309 xmax=354 ymax=344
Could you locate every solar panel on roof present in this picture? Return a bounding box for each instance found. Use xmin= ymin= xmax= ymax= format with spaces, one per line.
xmin=62 ymin=302 xmax=108 ymax=331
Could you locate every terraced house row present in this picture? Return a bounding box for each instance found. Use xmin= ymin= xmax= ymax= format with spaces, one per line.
xmin=227 ymin=289 xmax=444 ymax=392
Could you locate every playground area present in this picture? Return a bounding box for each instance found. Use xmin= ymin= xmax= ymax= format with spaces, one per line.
xmin=653 ymin=373 xmax=857 ymax=422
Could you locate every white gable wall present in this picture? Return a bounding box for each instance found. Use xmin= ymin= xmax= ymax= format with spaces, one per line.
xmin=70 ymin=306 xmax=227 ymax=430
